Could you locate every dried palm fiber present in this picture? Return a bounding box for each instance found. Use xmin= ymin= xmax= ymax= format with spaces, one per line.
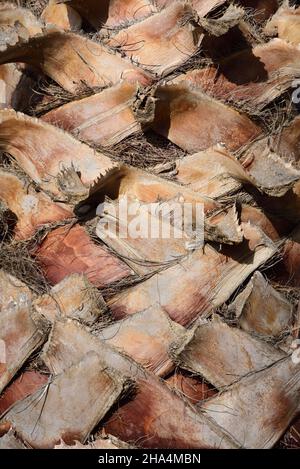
xmin=280 ymin=415 xmax=300 ymax=449
xmin=0 ymin=233 xmax=48 ymax=292
xmin=0 ymin=271 xmax=48 ymax=394
xmin=0 ymin=170 xmax=72 ymax=240
xmin=1 ymin=352 xmax=131 ymax=448
xmin=100 ymin=131 xmax=187 ymax=169
xmin=41 ymin=1 xmax=82 ymax=30
xmin=165 ymin=370 xmax=217 ymax=404
xmin=10 ymin=1 xmax=48 ymax=16
xmin=200 ymin=356 xmax=300 ymax=448
xmin=32 ymin=273 xmax=106 ymax=325
xmin=34 ymin=224 xmax=133 ymax=287
xmin=107 ymin=223 xmax=277 ymax=326
xmin=48 ymin=0 xmax=156 ymax=31
xmin=41 ymin=82 xmax=147 ymax=147
xmin=0 ymin=371 xmax=48 ymax=415
xmin=0 ymin=27 xmax=152 ymax=92
xmin=159 ymin=1 xmax=278 ymax=22
xmin=228 ymin=270 xmax=293 ymax=337
xmin=170 ymin=316 xmax=286 ymax=388
xmin=0 ymin=109 xmax=115 ymax=199
xmin=171 ymin=38 xmax=300 ymax=111
xmin=107 ymin=4 xmax=245 ymax=77
xmin=40 ymin=318 xmax=239 ymax=448
xmin=238 ymin=0 xmax=278 ymax=22
xmin=265 ymin=2 xmax=300 ymax=44
xmin=0 ymin=199 xmax=16 ymax=241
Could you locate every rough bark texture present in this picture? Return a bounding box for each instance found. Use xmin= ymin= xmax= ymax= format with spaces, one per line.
xmin=0 ymin=0 xmax=300 ymax=450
